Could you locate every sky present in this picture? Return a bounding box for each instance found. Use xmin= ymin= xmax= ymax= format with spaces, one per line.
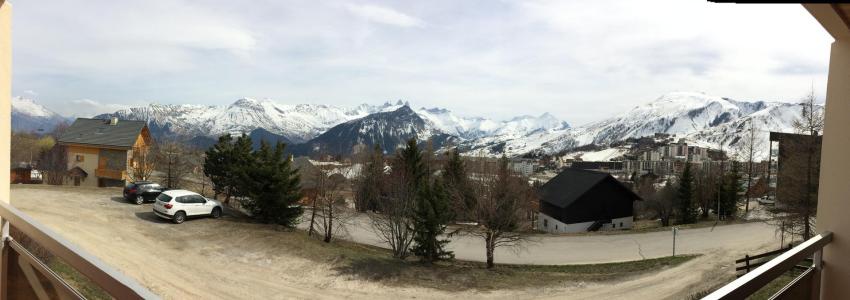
xmin=11 ymin=0 xmax=833 ymax=126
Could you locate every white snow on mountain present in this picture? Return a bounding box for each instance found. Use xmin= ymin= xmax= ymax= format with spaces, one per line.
xmin=12 ymin=97 xmax=58 ymax=118
xmin=462 ymin=92 xmax=815 ymax=160
xmin=100 ymin=98 xmax=569 ymax=144
xmin=11 ymin=97 xmax=68 ymax=132
xmin=101 ymin=99 xmax=395 ymax=143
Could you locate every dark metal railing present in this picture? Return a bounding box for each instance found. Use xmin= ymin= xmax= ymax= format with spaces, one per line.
xmin=704 ymin=231 xmax=833 ymax=300
xmin=0 ymin=200 xmax=157 ymax=299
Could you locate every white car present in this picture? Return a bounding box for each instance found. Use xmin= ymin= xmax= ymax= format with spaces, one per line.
xmin=153 ymin=190 xmax=223 ymax=224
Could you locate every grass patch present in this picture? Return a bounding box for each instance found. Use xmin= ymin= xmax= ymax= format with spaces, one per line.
xmin=748 ymin=272 xmax=797 ymax=300
xmin=49 ymin=259 xmax=112 ymax=300
xmin=281 ymin=229 xmax=697 ymax=291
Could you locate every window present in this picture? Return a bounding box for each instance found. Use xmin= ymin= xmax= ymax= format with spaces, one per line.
xmin=156 ymin=194 xmax=172 ymax=203
xmin=75 ymin=155 xmax=84 ymax=162
xmin=192 ymin=195 xmax=207 ymax=204
xmin=543 ymin=219 xmax=548 ymax=228
xmin=620 ymin=222 xmax=624 ymax=228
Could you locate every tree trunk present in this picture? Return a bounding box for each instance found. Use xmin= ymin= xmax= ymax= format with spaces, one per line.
xmin=485 ymin=233 xmax=495 ymax=269
xmin=308 ymin=197 xmax=318 ymax=237
xmin=323 ymin=204 xmax=333 ymax=243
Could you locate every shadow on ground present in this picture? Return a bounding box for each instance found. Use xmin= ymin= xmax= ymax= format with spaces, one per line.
xmin=109 ymin=196 xmax=130 ymax=204
xmin=134 ymin=211 xmax=169 ymax=223
xmin=333 ymin=257 xmax=407 ymax=281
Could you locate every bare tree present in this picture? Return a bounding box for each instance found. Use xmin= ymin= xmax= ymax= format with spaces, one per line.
xmin=734 ymin=121 xmax=765 ymax=215
xmin=40 ymin=145 xmax=68 ymax=185
xmin=369 ymin=172 xmax=417 ymax=258
xmin=128 ymin=144 xmax=156 ymax=182
xmin=460 ymin=156 xmax=530 ymax=269
xmin=646 ymin=179 xmax=676 ymax=227
xmin=306 ymin=162 xmax=352 ymax=243
xmin=367 ymin=140 xmax=425 ymax=259
xmin=156 ymin=141 xmax=194 ymax=189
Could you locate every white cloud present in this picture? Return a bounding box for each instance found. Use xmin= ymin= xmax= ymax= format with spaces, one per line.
xmin=11 ymin=1 xmax=832 ymax=126
xmin=344 ymin=3 xmax=424 ymax=27
xmin=58 ymin=99 xmax=132 ymax=118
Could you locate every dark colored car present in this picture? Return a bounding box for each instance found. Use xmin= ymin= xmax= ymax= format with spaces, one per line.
xmin=123 ymin=181 xmax=165 ymax=205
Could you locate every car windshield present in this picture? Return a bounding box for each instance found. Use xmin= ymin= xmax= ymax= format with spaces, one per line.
xmin=155 ymin=194 xmax=172 ymax=203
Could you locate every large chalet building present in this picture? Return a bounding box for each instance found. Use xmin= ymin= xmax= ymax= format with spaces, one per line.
xmin=56 ymin=118 xmax=153 ymax=187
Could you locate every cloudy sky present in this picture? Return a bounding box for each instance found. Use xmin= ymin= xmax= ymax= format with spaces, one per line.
xmin=12 ymin=0 xmax=832 ymax=125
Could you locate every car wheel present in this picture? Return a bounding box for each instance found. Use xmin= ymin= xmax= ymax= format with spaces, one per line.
xmin=134 ymin=195 xmax=144 ymax=205
xmin=173 ymin=211 xmax=186 ymax=224
xmin=211 ymin=207 xmax=222 ymax=219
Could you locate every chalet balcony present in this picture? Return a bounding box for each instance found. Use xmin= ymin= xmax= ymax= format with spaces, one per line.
xmin=0 ymin=200 xmax=155 ymax=299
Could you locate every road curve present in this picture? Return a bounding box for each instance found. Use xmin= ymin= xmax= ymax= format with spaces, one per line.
xmin=300 ymin=214 xmax=781 ymax=265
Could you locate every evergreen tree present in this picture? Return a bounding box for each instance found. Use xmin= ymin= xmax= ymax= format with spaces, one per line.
xmin=719 ymin=162 xmax=741 ymax=219
xmin=410 ymin=178 xmax=454 ymax=263
xmin=676 ymin=163 xmax=698 ymax=224
xmin=204 ymin=134 xmax=235 ymax=202
xmin=443 ymin=148 xmax=475 ymax=220
xmin=238 ymin=140 xmax=303 ymax=227
xmin=355 ymin=145 xmax=384 ymax=212
xmin=395 ymin=138 xmax=427 ymax=190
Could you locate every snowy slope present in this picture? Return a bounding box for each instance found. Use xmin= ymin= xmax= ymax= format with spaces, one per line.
xmin=97 ymin=98 xmax=569 ymax=145
xmin=462 ymin=92 xmax=815 ymax=159
xmin=11 ymin=97 xmax=68 ymax=132
xmin=98 ymin=99 xmax=386 ymax=143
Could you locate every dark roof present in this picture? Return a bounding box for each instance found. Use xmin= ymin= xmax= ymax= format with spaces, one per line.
xmin=541 ymin=168 xmax=640 ymax=208
xmin=58 ymin=118 xmax=147 ymax=149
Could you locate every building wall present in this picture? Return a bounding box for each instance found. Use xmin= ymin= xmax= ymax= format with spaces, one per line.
xmin=773 ymin=134 xmax=821 ymax=208
xmin=66 ymin=145 xmax=100 ymax=187
xmin=537 ymin=213 xmax=633 ymax=233
xmin=815 ymin=37 xmax=850 ymax=300
xmin=0 ymin=1 xmax=10 ymax=204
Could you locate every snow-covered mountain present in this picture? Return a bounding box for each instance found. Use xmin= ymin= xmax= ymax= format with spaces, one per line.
xmin=11 ymin=97 xmax=68 ymax=132
xmin=95 ymin=98 xmax=568 ymax=146
xmin=462 ymin=92 xmax=814 ymax=159
xmin=36 ymin=91 xmax=810 ymax=159
xmin=95 ymin=99 xmax=389 ymax=143
xmin=290 ymin=105 xmax=459 ymax=155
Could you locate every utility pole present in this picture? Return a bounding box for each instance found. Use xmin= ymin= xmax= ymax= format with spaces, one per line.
xmin=672 ymin=227 xmax=679 ymax=257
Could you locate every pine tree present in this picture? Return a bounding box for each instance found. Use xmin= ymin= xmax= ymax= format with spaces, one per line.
xmin=720 ymin=162 xmax=741 ymax=219
xmin=355 ymin=145 xmax=384 ymax=212
xmin=443 ymin=148 xmax=475 ymax=221
xmin=676 ymin=163 xmax=698 ymax=224
xmin=410 ymin=178 xmax=454 ymax=263
xmin=396 ymin=138 xmax=426 ymax=191
xmin=204 ymin=134 xmax=235 ymax=202
xmin=238 ymin=140 xmax=303 ymax=227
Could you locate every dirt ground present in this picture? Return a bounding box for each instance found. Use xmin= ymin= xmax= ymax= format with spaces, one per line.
xmin=10 ymin=185 xmax=776 ymax=299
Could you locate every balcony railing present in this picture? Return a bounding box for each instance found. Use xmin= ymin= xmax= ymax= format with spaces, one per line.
xmin=704 ymin=231 xmax=833 ymax=300
xmin=0 ymin=200 xmax=156 ymax=299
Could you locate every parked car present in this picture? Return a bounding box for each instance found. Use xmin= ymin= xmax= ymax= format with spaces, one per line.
xmin=153 ymin=190 xmax=223 ymax=224
xmin=123 ymin=181 xmax=164 ymax=205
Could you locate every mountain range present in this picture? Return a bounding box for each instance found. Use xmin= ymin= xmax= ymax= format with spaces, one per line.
xmin=11 ymin=92 xmax=815 ymax=159
xmin=11 ymin=96 xmax=69 ymax=133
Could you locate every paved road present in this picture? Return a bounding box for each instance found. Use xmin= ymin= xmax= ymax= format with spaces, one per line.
xmin=300 ymin=214 xmax=781 ymax=264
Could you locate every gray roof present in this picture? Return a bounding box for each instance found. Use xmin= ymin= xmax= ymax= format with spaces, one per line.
xmin=540 ymin=168 xmax=640 ymax=208
xmin=58 ymin=118 xmax=147 ymax=149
